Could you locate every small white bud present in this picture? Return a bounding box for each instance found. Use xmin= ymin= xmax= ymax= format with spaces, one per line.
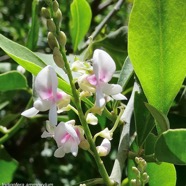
xmin=86 ymin=113 xmax=98 ymax=125
xmin=99 ymin=128 xmax=112 ymax=140
xmin=96 ymin=138 xmax=111 ymax=157
xmin=17 ymin=65 xmax=26 ymax=74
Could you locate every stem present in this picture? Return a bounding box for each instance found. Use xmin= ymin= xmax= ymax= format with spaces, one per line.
xmin=0 ymin=98 xmax=33 ymax=145
xmin=60 ymin=48 xmax=115 ymax=186
xmin=110 ymin=108 xmax=124 ymax=134
xmin=110 ymin=82 xmax=140 ymax=185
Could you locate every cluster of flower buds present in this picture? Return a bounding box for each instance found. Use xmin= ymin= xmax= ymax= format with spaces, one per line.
xmin=131 ymin=157 xmax=149 ymax=186
xmin=41 ymin=0 xmax=66 ymax=69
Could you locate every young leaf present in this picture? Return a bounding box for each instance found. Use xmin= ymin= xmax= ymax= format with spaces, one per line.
xmin=128 ymin=0 xmax=186 ymax=114
xmin=134 ymin=93 xmax=154 ymax=147
xmin=0 ymin=71 xmax=28 ymax=91
xmin=146 ymin=162 xmax=176 ymax=186
xmin=155 ymin=129 xmax=186 ymax=165
xmin=118 ymin=56 xmax=133 ymax=89
xmin=145 ymin=103 xmax=170 ymax=134
xmin=70 ymin=0 xmax=92 ymax=51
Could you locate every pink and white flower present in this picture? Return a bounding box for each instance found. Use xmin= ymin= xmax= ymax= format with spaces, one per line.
xmin=87 ymin=49 xmax=127 ymax=107
xmin=41 ymin=120 xmax=84 ymax=158
xmin=21 ymin=65 xmax=70 ymax=125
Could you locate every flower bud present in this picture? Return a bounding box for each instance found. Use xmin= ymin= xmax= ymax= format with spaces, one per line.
xmin=47 ymin=32 xmax=59 ymax=50
xmin=99 ymin=128 xmax=112 ymax=140
xmin=44 ymin=0 xmax=52 ymax=6
xmin=47 ymin=19 xmax=56 ymax=33
xmin=79 ymin=139 xmax=90 ymax=150
xmin=131 ymin=179 xmax=137 ymax=186
xmin=53 ymin=47 xmax=64 ymax=68
xmin=142 ymin=172 xmax=149 ymax=184
xmin=80 ymin=91 xmax=93 ymax=98
xmin=53 ymin=0 xmax=59 ymax=12
xmin=86 ymin=113 xmax=98 ymax=125
xmin=17 ymin=65 xmax=26 ymax=74
xmin=58 ymin=31 xmax=66 ymax=47
xmin=96 ymin=139 xmax=111 ymax=157
xmin=41 ymin=7 xmax=51 ymax=19
xmin=132 ymin=167 xmax=140 ymax=179
xmin=54 ymin=9 xmax=62 ymax=28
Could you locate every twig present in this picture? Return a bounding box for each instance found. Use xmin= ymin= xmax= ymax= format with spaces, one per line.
xmin=110 ymin=82 xmax=140 ymax=185
xmin=83 ymin=0 xmax=125 ymax=50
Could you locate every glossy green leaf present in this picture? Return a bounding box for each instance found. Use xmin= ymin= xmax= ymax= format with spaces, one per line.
xmin=70 ymin=0 xmax=92 ymax=51
xmin=145 ymin=103 xmax=170 ymax=134
xmin=0 ymin=34 xmax=72 ymax=95
xmin=147 ymin=162 xmax=176 ymax=186
xmin=0 ymin=34 xmax=45 ymax=75
xmin=0 ymin=146 xmax=18 ymax=183
xmin=128 ymin=159 xmax=176 ymax=186
xmin=128 ymin=0 xmax=186 ymax=114
xmin=0 ymin=71 xmax=28 ymax=91
xmin=134 ymin=93 xmax=154 ymax=146
xmin=118 ymin=56 xmax=133 ymax=89
xmin=84 ymin=26 xmax=128 ymax=69
xmin=155 ymin=129 xmax=186 ymax=165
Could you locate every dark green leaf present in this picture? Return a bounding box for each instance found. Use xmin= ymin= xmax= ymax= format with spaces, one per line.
xmin=118 ymin=56 xmax=133 ymax=89
xmin=155 ymin=129 xmax=186 ymax=165
xmin=144 ymin=133 xmax=158 ymax=155
xmin=0 ymin=71 xmax=28 ymax=91
xmin=128 ymin=0 xmax=186 ymax=114
xmin=145 ymin=103 xmax=169 ymax=134
xmin=134 ymin=93 xmax=154 ymax=146
xmin=70 ymin=0 xmax=92 ymax=51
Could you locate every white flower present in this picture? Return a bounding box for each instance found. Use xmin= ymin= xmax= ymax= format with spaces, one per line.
xmin=87 ymin=49 xmax=127 ymax=107
xmin=41 ymin=120 xmax=85 ymax=158
xmin=96 ymin=138 xmax=111 ymax=157
xmin=21 ymin=65 xmax=70 ymax=125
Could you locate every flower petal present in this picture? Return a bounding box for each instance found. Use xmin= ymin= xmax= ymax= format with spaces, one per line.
xmin=35 ymin=65 xmax=58 ymax=100
xmin=112 ymin=93 xmax=127 ymax=100
xmin=49 ymin=104 xmax=57 ymax=125
xmin=95 ymin=87 xmax=105 ymax=108
xmin=102 ymin=83 xmax=122 ymax=96
xmin=54 ymin=147 xmax=65 ymax=158
xmin=21 ymin=107 xmax=39 ymax=118
xmin=71 ymin=143 xmax=79 ymax=157
xmin=96 ymin=138 xmax=111 ymax=156
xmin=41 ymin=131 xmax=53 ymax=138
xmin=93 ymin=49 xmax=116 ymax=83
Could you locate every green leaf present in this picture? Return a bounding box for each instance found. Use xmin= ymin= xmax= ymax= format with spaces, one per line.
xmin=147 ymin=162 xmax=176 ymax=186
xmin=144 ymin=133 xmax=158 ymax=155
xmin=145 ymin=103 xmax=170 ymax=134
xmin=155 ymin=129 xmax=186 ymax=165
xmin=0 ymin=34 xmax=72 ymax=95
xmin=128 ymin=0 xmax=186 ymax=114
xmin=0 ymin=146 xmax=18 ymax=183
xmin=0 ymin=71 xmax=28 ymax=91
xmin=70 ymin=0 xmax=92 ymax=51
xmin=134 ymin=93 xmax=154 ymax=146
xmin=26 ymin=0 xmax=40 ymax=50
xmin=0 ymin=34 xmax=45 ymax=75
xmin=85 ymin=26 xmax=128 ymax=69
xmin=118 ymin=56 xmax=133 ymax=89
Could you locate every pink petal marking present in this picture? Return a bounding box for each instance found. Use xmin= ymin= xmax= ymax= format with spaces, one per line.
xmin=87 ymin=74 xmax=97 ymax=86
xmin=61 ymin=132 xmax=73 ymax=144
